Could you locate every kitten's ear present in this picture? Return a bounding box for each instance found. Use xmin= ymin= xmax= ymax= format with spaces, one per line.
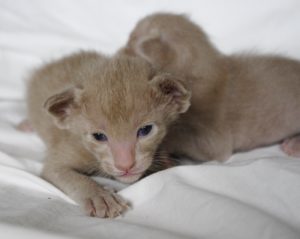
xmin=44 ymin=86 xmax=83 ymax=129
xmin=150 ymin=74 xmax=191 ymax=113
xmin=133 ymin=33 xmax=175 ymax=69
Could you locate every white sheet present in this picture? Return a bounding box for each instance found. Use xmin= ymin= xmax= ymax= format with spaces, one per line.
xmin=1 ymin=1 xmax=300 ymax=238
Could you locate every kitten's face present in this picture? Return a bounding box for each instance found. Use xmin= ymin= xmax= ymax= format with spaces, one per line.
xmin=45 ymin=56 xmax=190 ymax=183
xmin=81 ymin=112 xmax=168 ymax=184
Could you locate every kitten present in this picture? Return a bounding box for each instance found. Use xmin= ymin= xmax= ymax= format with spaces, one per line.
xmin=122 ymin=13 xmax=300 ymax=161
xmin=26 ymin=51 xmax=190 ymax=217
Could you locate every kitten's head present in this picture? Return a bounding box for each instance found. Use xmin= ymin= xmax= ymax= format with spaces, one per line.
xmin=44 ymin=55 xmax=190 ymax=183
xmin=121 ymin=13 xmax=220 ymax=79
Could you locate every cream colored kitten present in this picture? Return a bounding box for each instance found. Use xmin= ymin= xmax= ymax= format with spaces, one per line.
xmin=26 ymin=51 xmax=190 ymax=217
xmin=122 ymin=13 xmax=300 ymax=161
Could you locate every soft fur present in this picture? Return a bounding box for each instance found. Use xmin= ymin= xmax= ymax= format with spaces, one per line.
xmin=121 ymin=13 xmax=300 ymax=161
xmin=26 ymin=51 xmax=190 ymax=217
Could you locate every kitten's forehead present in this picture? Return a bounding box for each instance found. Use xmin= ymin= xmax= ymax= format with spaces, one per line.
xmin=82 ymin=56 xmax=156 ymax=136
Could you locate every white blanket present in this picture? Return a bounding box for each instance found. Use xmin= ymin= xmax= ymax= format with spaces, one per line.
xmin=1 ymin=1 xmax=300 ymax=238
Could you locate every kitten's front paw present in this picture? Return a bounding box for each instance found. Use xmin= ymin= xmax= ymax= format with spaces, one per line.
xmin=83 ymin=190 xmax=130 ymax=218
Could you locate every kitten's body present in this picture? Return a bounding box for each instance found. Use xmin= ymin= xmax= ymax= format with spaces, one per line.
xmin=123 ymin=13 xmax=300 ymax=161
xmin=27 ymin=51 xmax=190 ymax=217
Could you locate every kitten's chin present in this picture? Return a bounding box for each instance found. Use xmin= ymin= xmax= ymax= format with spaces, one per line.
xmin=114 ymin=172 xmax=144 ymax=184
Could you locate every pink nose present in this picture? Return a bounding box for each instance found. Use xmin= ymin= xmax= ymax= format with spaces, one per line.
xmin=115 ymin=160 xmax=135 ymax=172
xmin=111 ymin=141 xmax=136 ymax=172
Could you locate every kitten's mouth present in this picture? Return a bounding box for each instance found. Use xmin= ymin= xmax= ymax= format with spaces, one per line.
xmin=114 ymin=170 xmax=145 ymax=184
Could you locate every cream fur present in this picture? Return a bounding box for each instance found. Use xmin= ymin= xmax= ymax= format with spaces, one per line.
xmin=26 ymin=51 xmax=190 ymax=217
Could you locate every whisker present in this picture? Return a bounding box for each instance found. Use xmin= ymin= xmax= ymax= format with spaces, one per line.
xmin=143 ymin=149 xmax=181 ymax=177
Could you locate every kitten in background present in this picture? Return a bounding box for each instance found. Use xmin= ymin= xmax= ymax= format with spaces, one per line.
xmin=122 ymin=13 xmax=300 ymax=161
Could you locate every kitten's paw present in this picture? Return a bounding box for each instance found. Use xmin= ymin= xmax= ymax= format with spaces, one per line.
xmin=83 ymin=190 xmax=130 ymax=218
xmin=281 ymin=136 xmax=300 ymax=157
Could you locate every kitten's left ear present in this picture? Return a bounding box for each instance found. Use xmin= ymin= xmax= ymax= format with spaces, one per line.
xmin=150 ymin=73 xmax=191 ymax=113
xmin=44 ymin=86 xmax=83 ymax=129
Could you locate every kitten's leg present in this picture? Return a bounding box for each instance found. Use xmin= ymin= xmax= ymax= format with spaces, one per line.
xmin=281 ymin=135 xmax=300 ymax=157
xmin=42 ymin=151 xmax=129 ymax=218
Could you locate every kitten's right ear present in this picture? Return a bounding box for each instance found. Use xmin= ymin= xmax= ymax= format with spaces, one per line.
xmin=151 ymin=74 xmax=191 ymax=114
xmin=44 ymin=86 xmax=83 ymax=129
xmin=132 ymin=33 xmax=175 ymax=68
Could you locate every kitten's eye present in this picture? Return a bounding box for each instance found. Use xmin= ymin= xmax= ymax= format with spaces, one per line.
xmin=92 ymin=133 xmax=108 ymax=142
xmin=137 ymin=125 xmax=153 ymax=137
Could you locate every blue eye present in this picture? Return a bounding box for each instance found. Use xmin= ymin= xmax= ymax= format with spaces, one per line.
xmin=92 ymin=133 xmax=108 ymax=142
xmin=137 ymin=125 xmax=153 ymax=137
